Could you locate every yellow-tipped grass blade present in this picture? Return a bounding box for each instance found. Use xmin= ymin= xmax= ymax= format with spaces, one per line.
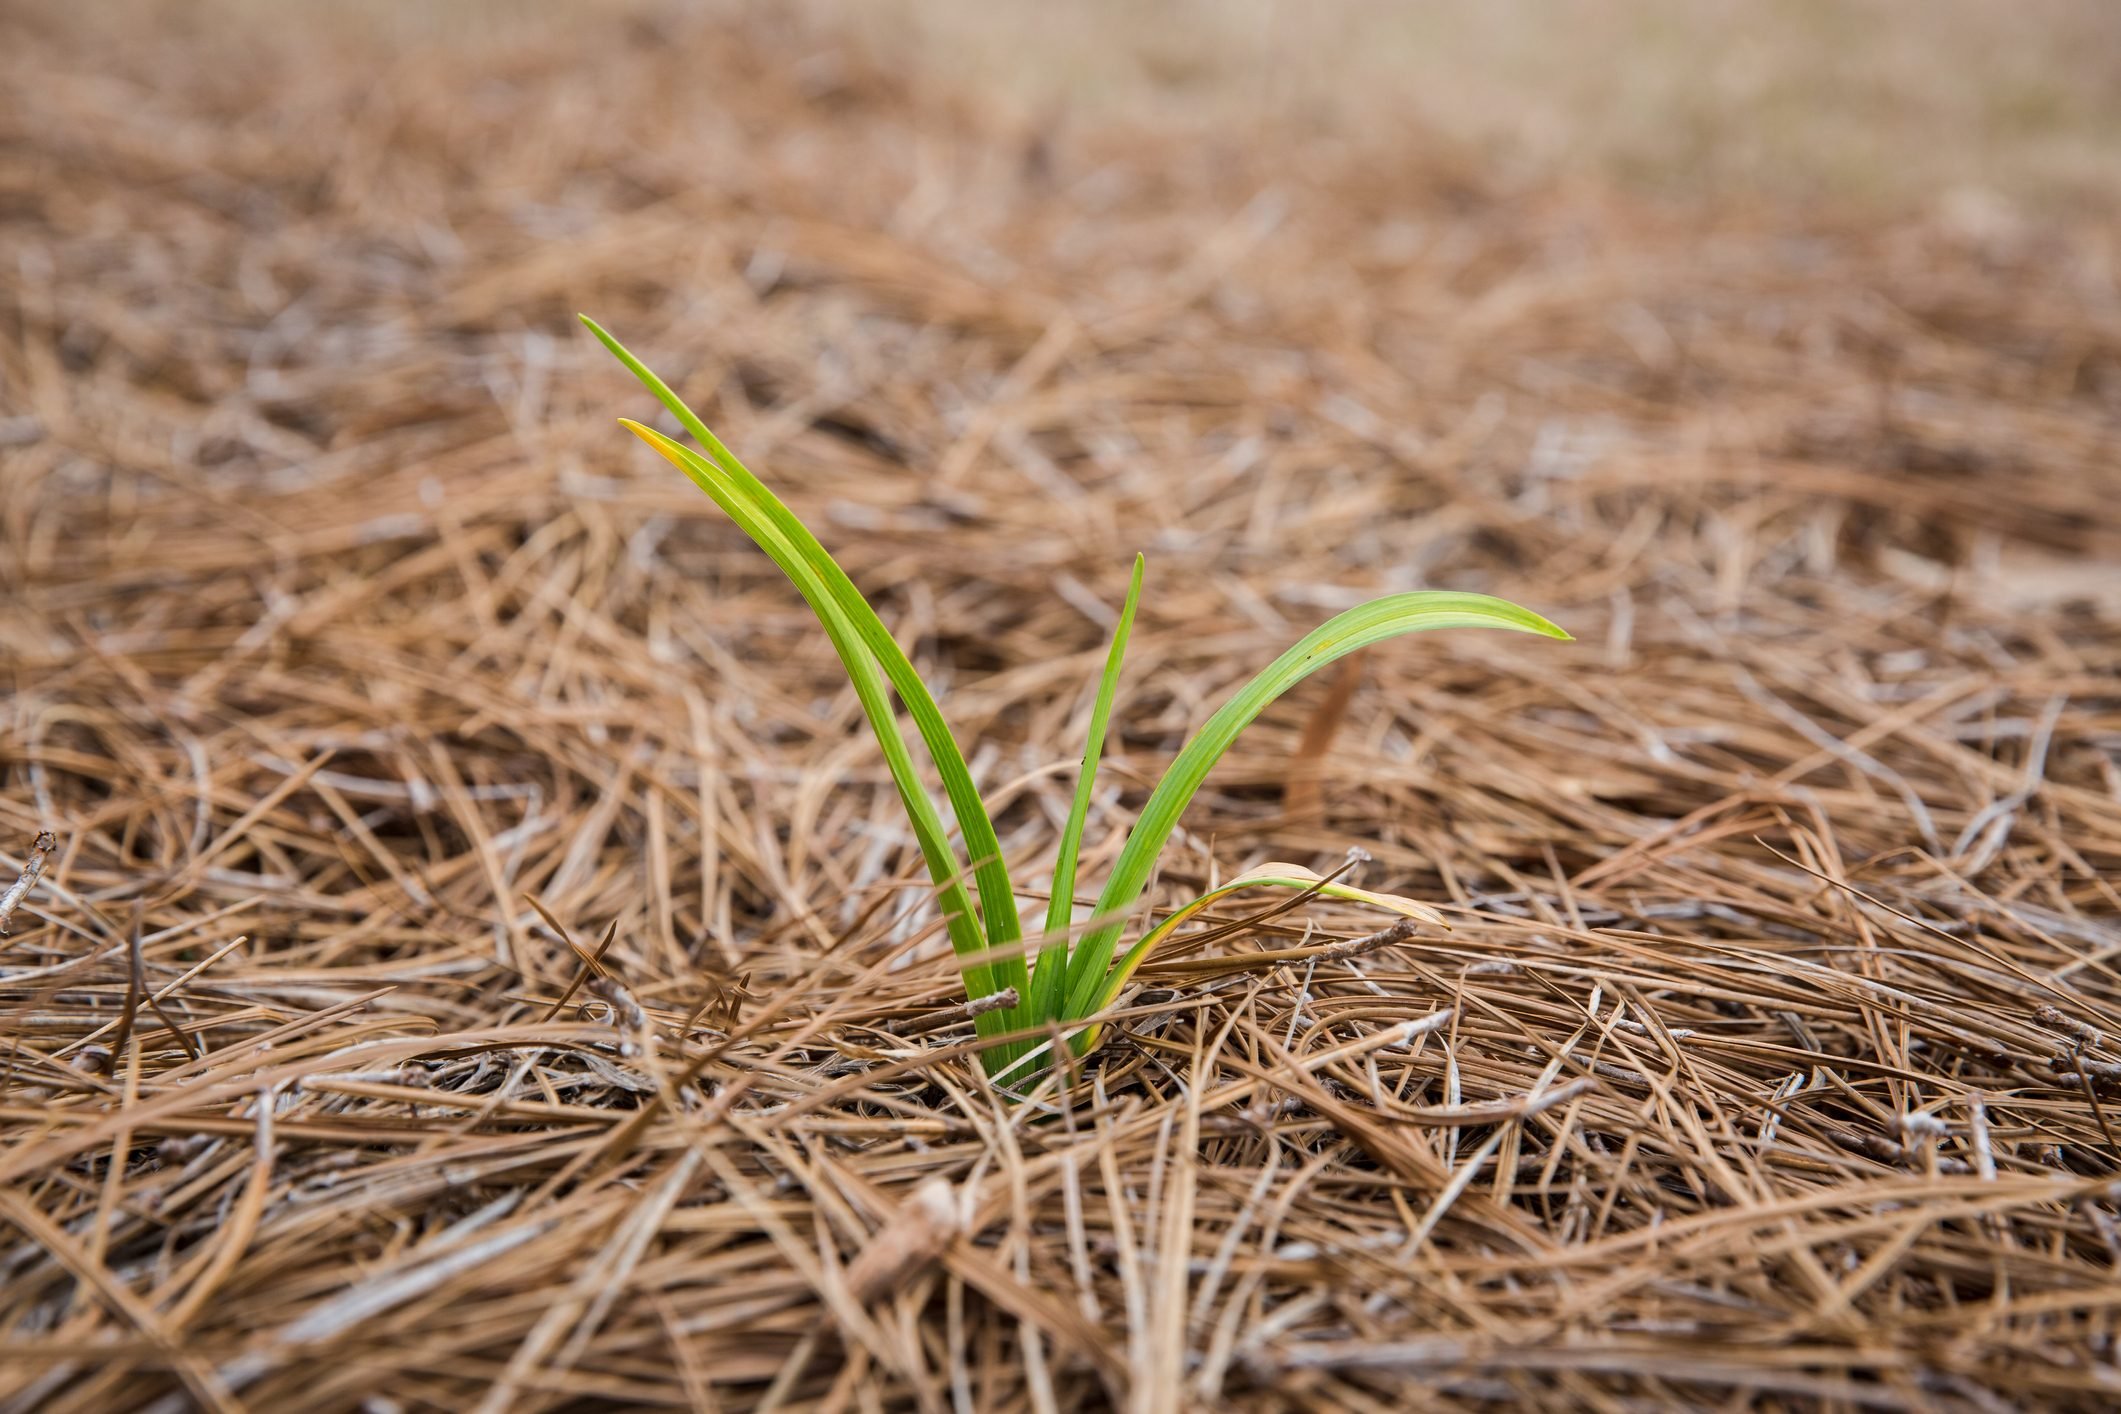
xmin=1060 ymin=592 xmax=1568 ymax=1020
xmin=1073 ymin=863 xmax=1447 ymax=1053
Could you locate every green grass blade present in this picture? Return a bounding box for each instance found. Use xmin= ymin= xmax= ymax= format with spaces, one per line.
xmin=1024 ymin=553 xmax=1144 ymax=1029
xmin=1061 ymin=592 xmax=1569 ymax=1018
xmin=621 ymin=421 xmax=1001 ymax=994
xmin=586 ymin=316 xmax=1028 ymax=995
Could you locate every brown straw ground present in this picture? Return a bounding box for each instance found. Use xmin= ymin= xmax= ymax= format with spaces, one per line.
xmin=4 ymin=5 xmax=2121 ymax=1410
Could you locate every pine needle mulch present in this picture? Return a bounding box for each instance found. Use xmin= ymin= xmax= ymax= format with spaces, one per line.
xmin=3 ymin=7 xmax=2120 ymax=1410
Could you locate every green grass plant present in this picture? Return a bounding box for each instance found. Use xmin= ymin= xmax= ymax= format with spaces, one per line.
xmin=584 ymin=315 xmax=1570 ymax=1083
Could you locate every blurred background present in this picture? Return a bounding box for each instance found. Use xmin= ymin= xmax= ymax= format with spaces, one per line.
xmin=850 ymin=0 xmax=2121 ymax=209
xmin=36 ymin=0 xmax=2121 ymax=204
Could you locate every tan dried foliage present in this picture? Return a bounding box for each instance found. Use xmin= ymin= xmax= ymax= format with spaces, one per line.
xmin=2 ymin=4 xmax=2120 ymax=1410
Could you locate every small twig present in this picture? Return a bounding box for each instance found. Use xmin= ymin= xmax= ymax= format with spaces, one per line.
xmin=1146 ymin=915 xmax=1429 ymax=978
xmin=2035 ymin=1003 xmax=2102 ymax=1048
xmin=0 ymin=830 xmax=57 ymax=936
xmin=1832 ymin=1126 xmax=1972 ymax=1174
xmin=1315 ymin=916 xmax=1422 ymax=961
xmin=884 ymin=987 xmax=1020 ymax=1037
xmin=2069 ymin=1057 xmax=2121 ymax=1151
xmin=2049 ymin=1053 xmax=2121 ymax=1089
xmin=1385 ymin=1006 xmax=1457 ymax=1049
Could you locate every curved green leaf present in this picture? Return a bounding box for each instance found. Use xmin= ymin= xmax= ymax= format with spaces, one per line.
xmin=1061 ymin=592 xmax=1569 ymax=1018
xmin=621 ymin=420 xmax=1005 ymax=996
xmin=588 ymin=317 xmax=1027 ymax=998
